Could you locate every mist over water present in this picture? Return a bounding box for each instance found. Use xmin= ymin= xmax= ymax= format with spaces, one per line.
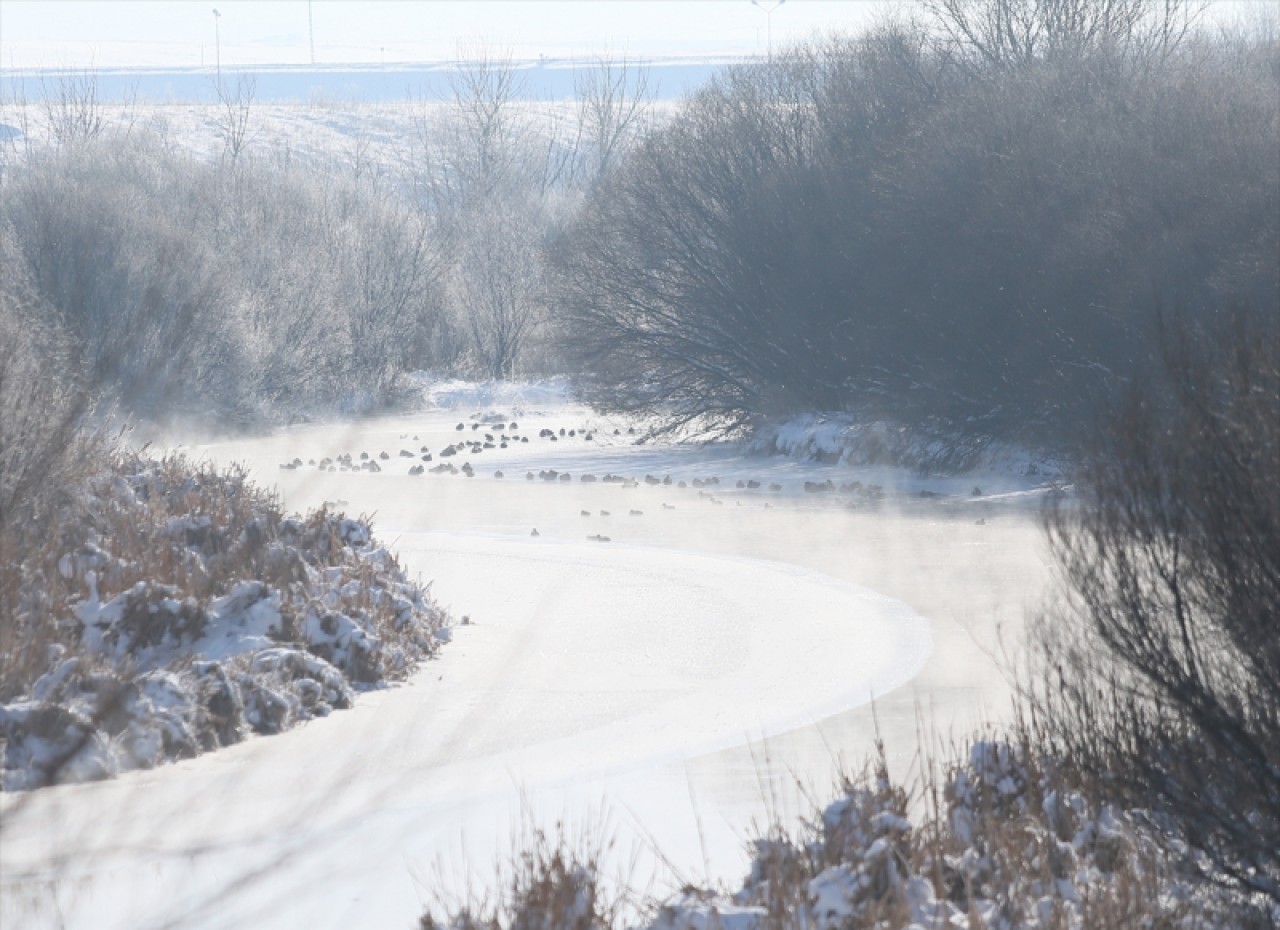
xmin=189 ymin=402 xmax=1055 ymax=764
xmin=0 ymin=399 xmax=1055 ymax=928
xmin=12 ymin=2 xmax=1265 ymax=920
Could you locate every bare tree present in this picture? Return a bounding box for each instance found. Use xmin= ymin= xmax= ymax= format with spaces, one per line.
xmin=451 ymin=45 xmax=526 ymax=189
xmin=342 ymin=197 xmax=442 ymax=391
xmin=411 ymin=44 xmax=535 ymax=213
xmin=555 ymin=44 xmax=874 ymax=433
xmin=348 ymin=133 xmax=386 ymax=191
xmin=922 ymin=0 xmax=1206 ymax=70
xmin=408 ymin=45 xmax=557 ymax=380
xmin=572 ymin=54 xmax=652 ymax=184
xmin=452 ymin=200 xmax=545 ymax=380
xmin=214 ymin=158 xmax=447 ymax=411
xmin=553 ymin=17 xmax=1277 ymax=442
xmin=40 ymin=70 xmax=105 ymax=147
xmin=217 ymin=73 xmax=258 ymax=164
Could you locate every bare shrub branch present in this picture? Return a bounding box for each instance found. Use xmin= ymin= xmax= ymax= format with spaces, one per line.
xmin=40 ymin=69 xmax=105 ymax=147
xmin=217 ymin=73 xmax=258 ymax=164
xmin=1037 ymin=305 xmax=1280 ymax=902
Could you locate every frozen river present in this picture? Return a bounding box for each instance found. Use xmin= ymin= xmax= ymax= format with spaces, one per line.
xmin=0 ymin=389 xmax=1055 ymax=928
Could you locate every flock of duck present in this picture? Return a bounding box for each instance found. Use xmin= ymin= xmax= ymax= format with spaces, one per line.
xmin=277 ymin=416 xmax=901 ymax=542
xmin=279 ymin=419 xmax=641 ymax=477
xmin=280 ymin=418 xmax=531 ymax=475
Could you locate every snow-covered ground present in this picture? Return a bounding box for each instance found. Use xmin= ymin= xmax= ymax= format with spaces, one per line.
xmin=0 ymin=95 xmax=675 ymax=172
xmin=0 ymin=387 xmax=1057 ymax=928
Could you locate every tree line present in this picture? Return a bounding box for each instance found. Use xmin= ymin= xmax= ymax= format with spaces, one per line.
xmin=0 ymin=51 xmax=652 ymax=429
xmin=556 ymin=0 xmax=1278 ymax=447
xmin=1 ymin=1 xmax=1275 ymax=454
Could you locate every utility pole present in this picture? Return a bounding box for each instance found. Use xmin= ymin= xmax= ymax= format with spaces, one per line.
xmin=751 ymin=0 xmax=785 ymax=64
xmin=308 ymin=0 xmax=316 ymax=65
xmin=212 ymin=8 xmax=222 ymax=85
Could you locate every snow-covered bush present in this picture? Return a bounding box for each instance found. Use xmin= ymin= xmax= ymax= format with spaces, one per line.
xmin=645 ymin=737 xmax=1272 ymax=930
xmin=418 ymin=825 xmax=620 ymax=930
xmin=0 ymin=453 xmax=450 ymax=790
xmin=420 ymin=736 xmax=1274 ymax=930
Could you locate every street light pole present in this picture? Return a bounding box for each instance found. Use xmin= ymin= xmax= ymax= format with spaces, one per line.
xmin=212 ymin=8 xmax=222 ymax=84
xmin=751 ymin=0 xmax=785 ymax=64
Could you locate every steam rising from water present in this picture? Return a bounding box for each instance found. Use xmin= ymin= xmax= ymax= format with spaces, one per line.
xmin=2 ymin=401 xmax=1055 ymax=928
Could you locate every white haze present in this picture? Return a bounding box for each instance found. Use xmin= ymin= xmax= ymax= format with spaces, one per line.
xmin=0 ymin=388 xmax=1056 ymax=928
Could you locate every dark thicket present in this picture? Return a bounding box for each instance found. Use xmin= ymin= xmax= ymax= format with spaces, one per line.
xmin=1038 ymin=306 xmax=1280 ymax=903
xmin=554 ymin=6 xmax=1279 ymax=446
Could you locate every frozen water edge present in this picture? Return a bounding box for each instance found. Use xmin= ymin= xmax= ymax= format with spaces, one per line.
xmin=0 ymin=532 xmax=931 ymax=929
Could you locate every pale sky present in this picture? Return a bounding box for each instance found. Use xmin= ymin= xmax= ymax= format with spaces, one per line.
xmin=0 ymin=1 xmax=896 ymax=69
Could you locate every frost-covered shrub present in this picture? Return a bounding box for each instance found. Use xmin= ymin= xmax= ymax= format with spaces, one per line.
xmin=1 ymin=131 xmax=449 ymax=427
xmin=644 ymin=736 xmax=1271 ymax=930
xmin=419 ymin=826 xmax=619 ymax=930
xmin=0 ymin=453 xmax=450 ymax=790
